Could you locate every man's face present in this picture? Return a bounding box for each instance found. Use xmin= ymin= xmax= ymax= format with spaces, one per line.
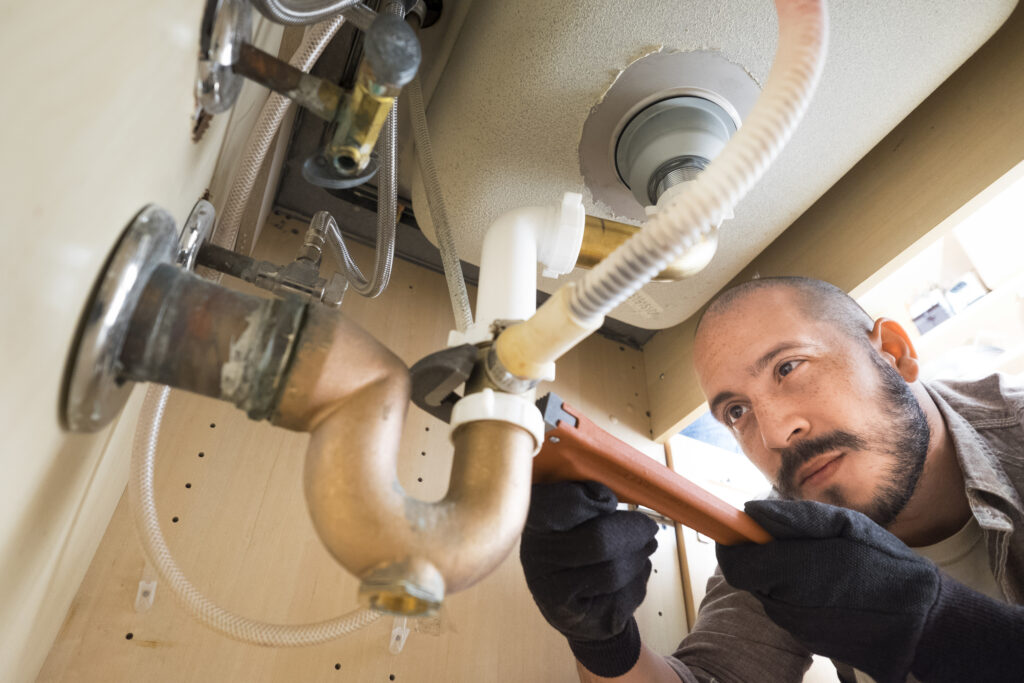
xmin=693 ymin=287 xmax=930 ymax=526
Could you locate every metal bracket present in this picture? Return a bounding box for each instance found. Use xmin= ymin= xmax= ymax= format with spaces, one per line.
xmin=409 ymin=344 xmax=478 ymax=422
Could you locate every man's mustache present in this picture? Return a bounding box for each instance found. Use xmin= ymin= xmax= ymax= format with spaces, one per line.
xmin=776 ymin=430 xmax=868 ymax=494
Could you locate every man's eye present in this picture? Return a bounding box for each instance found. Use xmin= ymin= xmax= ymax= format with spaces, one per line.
xmin=725 ymin=404 xmax=749 ymax=425
xmin=778 ymin=359 xmax=803 ymax=378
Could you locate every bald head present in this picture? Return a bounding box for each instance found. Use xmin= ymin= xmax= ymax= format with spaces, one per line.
xmin=696 ymin=277 xmax=874 ymax=349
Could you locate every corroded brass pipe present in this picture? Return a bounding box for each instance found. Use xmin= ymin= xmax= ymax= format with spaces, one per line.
xmin=274 ymin=305 xmax=536 ymax=615
xmin=577 ymin=215 xmax=718 ymax=281
xmin=122 ymin=268 xmax=534 ymax=615
xmin=119 ymin=263 xmax=304 ymax=421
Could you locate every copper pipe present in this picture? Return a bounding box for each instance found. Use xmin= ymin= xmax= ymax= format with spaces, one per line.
xmin=274 ymin=305 xmax=536 ymax=615
xmin=577 ymin=215 xmax=718 ymax=281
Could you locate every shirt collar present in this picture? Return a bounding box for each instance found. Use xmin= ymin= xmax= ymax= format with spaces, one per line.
xmin=925 ymin=381 xmax=1023 ymax=525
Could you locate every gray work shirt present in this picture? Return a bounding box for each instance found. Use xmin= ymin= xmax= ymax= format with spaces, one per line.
xmin=665 ymin=374 xmax=1024 ymax=682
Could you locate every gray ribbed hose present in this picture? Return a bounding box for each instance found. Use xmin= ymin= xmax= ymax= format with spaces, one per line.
xmin=129 ymin=386 xmax=381 ymax=646
xmin=406 ymin=74 xmax=473 ymax=332
xmin=213 ymin=15 xmax=346 ymax=254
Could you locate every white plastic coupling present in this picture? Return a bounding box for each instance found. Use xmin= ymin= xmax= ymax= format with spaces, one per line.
xmin=449 ymin=388 xmax=545 ymax=455
xmin=540 ymin=192 xmax=586 ymax=279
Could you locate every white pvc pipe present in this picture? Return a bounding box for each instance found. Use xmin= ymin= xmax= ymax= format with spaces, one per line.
xmin=476 ymin=209 xmax=544 ymax=328
xmin=459 ymin=193 xmax=584 ymax=346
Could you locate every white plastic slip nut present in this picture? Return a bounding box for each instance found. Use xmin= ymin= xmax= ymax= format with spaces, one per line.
xmin=449 ymin=389 xmax=545 ymax=454
xmin=541 ymin=192 xmax=585 ymax=279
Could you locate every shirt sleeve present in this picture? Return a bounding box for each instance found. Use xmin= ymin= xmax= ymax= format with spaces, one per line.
xmin=664 ymin=567 xmax=815 ymax=683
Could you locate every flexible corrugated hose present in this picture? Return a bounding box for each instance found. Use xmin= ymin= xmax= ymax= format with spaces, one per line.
xmin=568 ymin=0 xmax=829 ymax=322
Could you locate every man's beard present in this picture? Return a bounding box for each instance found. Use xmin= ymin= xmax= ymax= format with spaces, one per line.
xmin=774 ymin=354 xmax=931 ymax=527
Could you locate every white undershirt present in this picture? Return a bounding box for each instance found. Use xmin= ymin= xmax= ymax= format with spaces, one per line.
xmin=852 ymin=516 xmax=1005 ymax=683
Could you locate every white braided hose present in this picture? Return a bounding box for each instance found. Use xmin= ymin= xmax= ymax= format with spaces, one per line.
xmin=407 ymin=74 xmax=473 ymax=333
xmin=213 ymin=15 xmax=346 ymax=253
xmin=129 ymin=385 xmax=381 ymax=646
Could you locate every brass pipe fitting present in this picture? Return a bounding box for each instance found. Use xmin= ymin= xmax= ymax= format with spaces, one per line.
xmin=274 ymin=305 xmax=537 ymax=616
xmin=577 ymin=215 xmax=718 ymax=281
xmin=229 ymin=12 xmax=420 ymax=178
xmin=326 ymin=63 xmax=398 ymax=174
xmin=327 ymin=12 xmax=420 ymax=175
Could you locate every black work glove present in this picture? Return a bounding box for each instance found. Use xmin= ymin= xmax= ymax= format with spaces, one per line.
xmin=519 ymin=481 xmax=658 ymax=678
xmin=717 ymin=500 xmax=1024 ymax=683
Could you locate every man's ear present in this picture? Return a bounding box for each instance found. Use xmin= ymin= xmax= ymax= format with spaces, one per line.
xmin=868 ymin=318 xmax=919 ymax=382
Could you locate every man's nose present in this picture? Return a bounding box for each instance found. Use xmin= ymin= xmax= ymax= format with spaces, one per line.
xmin=757 ymin=400 xmax=810 ymax=450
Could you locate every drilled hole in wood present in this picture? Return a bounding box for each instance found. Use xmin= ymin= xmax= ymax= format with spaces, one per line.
xmin=185 ymin=483 xmax=192 ymax=488
xmin=420 ymin=451 xmax=426 ymax=456
xmin=424 ymin=427 xmax=429 ymax=432
xmin=125 ymin=633 xmax=133 ymax=640
xmin=198 ymin=452 xmax=205 ymax=458
xmin=653 ymin=568 xmax=658 ymax=574
xmin=389 ymin=676 xmax=395 ymax=681
xmin=335 ymin=664 xmax=341 ymax=670
xmin=172 ymin=516 xmax=180 ymax=524
xmin=658 ymin=611 xmax=663 ymax=617
xmin=417 ymin=477 xmax=423 ymax=483
xmin=210 ymin=423 xmax=216 ymax=428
